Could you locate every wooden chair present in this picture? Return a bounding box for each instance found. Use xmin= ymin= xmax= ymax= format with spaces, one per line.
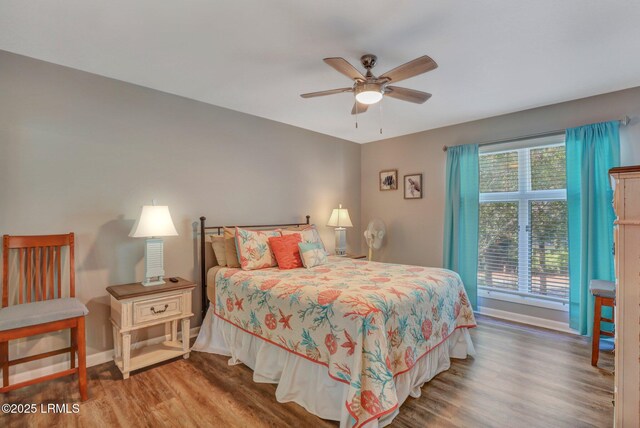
xmin=590 ymin=279 xmax=616 ymax=367
xmin=1 ymin=233 xmax=88 ymax=400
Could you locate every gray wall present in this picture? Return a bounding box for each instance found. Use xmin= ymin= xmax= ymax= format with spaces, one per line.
xmin=0 ymin=51 xmax=361 ymax=370
xmin=361 ymin=86 xmax=640 ymax=323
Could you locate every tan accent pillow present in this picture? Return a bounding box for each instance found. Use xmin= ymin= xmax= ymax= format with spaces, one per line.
xmin=210 ymin=235 xmax=227 ymax=267
xmin=224 ymin=227 xmax=241 ymax=268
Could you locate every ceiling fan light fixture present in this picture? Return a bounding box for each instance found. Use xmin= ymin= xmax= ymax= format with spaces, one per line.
xmin=300 ymin=54 xmax=438 ymax=116
xmin=355 ymin=83 xmax=383 ymax=105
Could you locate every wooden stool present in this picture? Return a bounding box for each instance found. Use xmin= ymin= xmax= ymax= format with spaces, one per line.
xmin=589 ymin=279 xmax=615 ymax=367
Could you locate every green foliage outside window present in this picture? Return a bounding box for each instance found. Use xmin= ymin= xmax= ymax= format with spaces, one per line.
xmin=531 ymin=146 xmax=566 ymax=190
xmin=478 ymin=144 xmax=569 ymax=300
xmin=479 ymin=152 xmax=518 ymax=193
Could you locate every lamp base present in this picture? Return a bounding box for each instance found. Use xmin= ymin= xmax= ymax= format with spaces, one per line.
xmin=142 ymin=238 xmax=166 ymax=286
xmin=334 ymin=227 xmax=347 ymax=256
xmin=141 ymin=277 xmax=165 ymax=287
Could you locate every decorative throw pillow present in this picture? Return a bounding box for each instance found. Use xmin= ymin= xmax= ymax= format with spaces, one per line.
xmin=224 ymin=227 xmax=241 ymax=268
xmin=210 ymin=235 xmax=227 ymax=267
xmin=298 ymin=241 xmax=328 ymax=268
xmin=235 ymin=227 xmax=281 ymax=270
xmin=280 ymin=224 xmax=328 ymax=255
xmin=268 ymin=234 xmax=303 ymax=270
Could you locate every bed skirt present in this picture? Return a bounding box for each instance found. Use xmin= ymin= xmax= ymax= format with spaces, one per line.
xmin=193 ymin=308 xmax=475 ymax=428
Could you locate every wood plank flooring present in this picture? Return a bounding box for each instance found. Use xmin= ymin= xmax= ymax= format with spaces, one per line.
xmin=1 ymin=315 xmax=614 ymax=428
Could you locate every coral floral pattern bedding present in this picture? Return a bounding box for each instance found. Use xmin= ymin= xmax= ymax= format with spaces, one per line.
xmin=213 ymin=257 xmax=476 ymax=427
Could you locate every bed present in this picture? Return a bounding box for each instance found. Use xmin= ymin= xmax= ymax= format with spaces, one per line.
xmin=192 ymin=216 xmax=476 ymax=428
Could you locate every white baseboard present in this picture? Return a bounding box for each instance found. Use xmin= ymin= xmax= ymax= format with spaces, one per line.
xmin=11 ymin=326 xmax=200 ymax=385
xmin=477 ymin=306 xmax=577 ymax=334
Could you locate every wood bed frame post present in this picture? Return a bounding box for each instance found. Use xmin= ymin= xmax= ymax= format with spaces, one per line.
xmin=200 ymin=216 xmax=207 ymax=320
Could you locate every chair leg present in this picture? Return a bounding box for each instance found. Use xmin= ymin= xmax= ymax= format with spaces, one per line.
xmin=76 ymin=317 xmax=88 ymax=401
xmin=1 ymin=341 xmax=8 ymax=387
xmin=592 ymin=297 xmax=602 ymax=367
xmin=70 ymin=327 xmax=77 ymax=369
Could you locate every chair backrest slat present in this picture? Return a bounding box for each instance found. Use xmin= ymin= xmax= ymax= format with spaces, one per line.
xmin=18 ymin=248 xmax=24 ymax=304
xmin=38 ymin=248 xmax=43 ymax=300
xmin=34 ymin=248 xmax=39 ymax=301
xmin=41 ymin=248 xmax=46 ymax=300
xmin=56 ymin=246 xmax=62 ymax=298
xmin=26 ymin=247 xmax=32 ymax=303
xmin=40 ymin=248 xmax=46 ymax=301
xmin=48 ymin=246 xmax=54 ymax=300
xmin=35 ymin=247 xmax=41 ymax=301
xmin=2 ymin=233 xmax=75 ymax=308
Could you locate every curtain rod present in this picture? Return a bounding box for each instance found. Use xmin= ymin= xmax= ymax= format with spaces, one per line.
xmin=442 ymin=116 xmax=630 ymax=152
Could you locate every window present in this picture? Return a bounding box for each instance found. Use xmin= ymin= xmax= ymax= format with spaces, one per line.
xmin=477 ymin=136 xmax=569 ymax=304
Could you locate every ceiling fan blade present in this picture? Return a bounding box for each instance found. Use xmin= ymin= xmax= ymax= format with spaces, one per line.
xmin=300 ymin=87 xmax=353 ymax=98
xmin=385 ymin=86 xmax=432 ymax=104
xmin=351 ymin=101 xmax=369 ymax=115
xmin=379 ymin=55 xmax=438 ymax=83
xmin=324 ymin=57 xmax=365 ymax=81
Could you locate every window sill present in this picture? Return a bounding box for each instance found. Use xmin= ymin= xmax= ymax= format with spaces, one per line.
xmin=478 ymin=289 xmax=569 ymax=312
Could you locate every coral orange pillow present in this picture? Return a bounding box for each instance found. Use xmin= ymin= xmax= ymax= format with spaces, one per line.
xmin=268 ymin=234 xmax=303 ymax=270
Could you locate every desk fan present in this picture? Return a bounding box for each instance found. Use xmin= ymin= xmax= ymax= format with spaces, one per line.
xmin=364 ymin=219 xmax=386 ymax=261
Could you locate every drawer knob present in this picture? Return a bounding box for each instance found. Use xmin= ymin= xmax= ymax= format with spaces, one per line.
xmin=150 ymin=304 xmax=169 ymax=315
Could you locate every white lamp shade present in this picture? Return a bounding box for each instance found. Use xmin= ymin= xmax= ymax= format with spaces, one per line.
xmin=129 ymin=205 xmax=179 ymax=238
xmin=327 ymin=205 xmax=353 ymax=228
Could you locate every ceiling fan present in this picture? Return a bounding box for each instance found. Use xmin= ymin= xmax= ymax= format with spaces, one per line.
xmin=300 ymin=54 xmax=437 ymax=114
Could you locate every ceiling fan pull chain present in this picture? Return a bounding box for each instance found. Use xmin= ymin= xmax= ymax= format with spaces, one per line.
xmin=379 ymin=99 xmax=383 ymax=134
xmin=355 ymin=96 xmax=359 ymax=128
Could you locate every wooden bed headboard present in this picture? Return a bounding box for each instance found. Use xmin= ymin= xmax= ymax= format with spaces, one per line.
xmin=198 ymin=215 xmax=310 ymax=319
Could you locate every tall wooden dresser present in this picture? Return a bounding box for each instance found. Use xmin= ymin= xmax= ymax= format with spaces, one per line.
xmin=610 ymin=166 xmax=640 ymax=427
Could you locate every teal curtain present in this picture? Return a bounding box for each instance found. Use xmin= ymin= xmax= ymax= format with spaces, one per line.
xmin=443 ymin=144 xmax=479 ymax=309
xmin=566 ymin=121 xmax=620 ymax=335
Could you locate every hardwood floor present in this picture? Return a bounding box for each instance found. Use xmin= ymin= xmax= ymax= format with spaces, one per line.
xmin=1 ymin=315 xmax=614 ymax=428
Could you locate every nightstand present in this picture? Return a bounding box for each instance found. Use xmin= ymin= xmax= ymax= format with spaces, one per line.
xmin=107 ymin=278 xmax=195 ymax=379
xmin=345 ymin=254 xmax=367 ymax=259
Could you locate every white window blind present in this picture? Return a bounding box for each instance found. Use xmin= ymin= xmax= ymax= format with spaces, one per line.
xmin=478 ymin=136 xmax=569 ymax=302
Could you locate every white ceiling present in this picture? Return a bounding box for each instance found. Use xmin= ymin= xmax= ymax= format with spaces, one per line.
xmin=1 ymin=1 xmax=640 ymax=143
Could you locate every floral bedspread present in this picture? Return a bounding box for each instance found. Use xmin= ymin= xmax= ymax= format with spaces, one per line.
xmin=213 ymin=257 xmax=476 ymax=427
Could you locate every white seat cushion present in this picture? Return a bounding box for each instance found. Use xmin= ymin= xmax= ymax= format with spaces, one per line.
xmin=0 ymin=298 xmax=88 ymax=331
xmin=589 ymin=279 xmax=616 ymax=299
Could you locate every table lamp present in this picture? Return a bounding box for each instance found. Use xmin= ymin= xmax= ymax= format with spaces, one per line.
xmin=327 ymin=204 xmax=353 ymax=256
xmin=129 ymin=203 xmax=178 ymax=286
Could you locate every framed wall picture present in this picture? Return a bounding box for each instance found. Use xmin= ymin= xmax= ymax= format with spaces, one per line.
xmin=379 ymin=169 xmax=398 ymax=191
xmin=404 ymin=173 xmax=422 ymax=199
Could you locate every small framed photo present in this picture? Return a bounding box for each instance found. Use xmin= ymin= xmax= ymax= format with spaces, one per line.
xmin=379 ymin=169 xmax=398 ymax=191
xmin=404 ymin=173 xmax=422 ymax=199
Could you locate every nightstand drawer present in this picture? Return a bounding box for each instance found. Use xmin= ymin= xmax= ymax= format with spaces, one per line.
xmin=133 ymin=295 xmax=182 ymax=324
